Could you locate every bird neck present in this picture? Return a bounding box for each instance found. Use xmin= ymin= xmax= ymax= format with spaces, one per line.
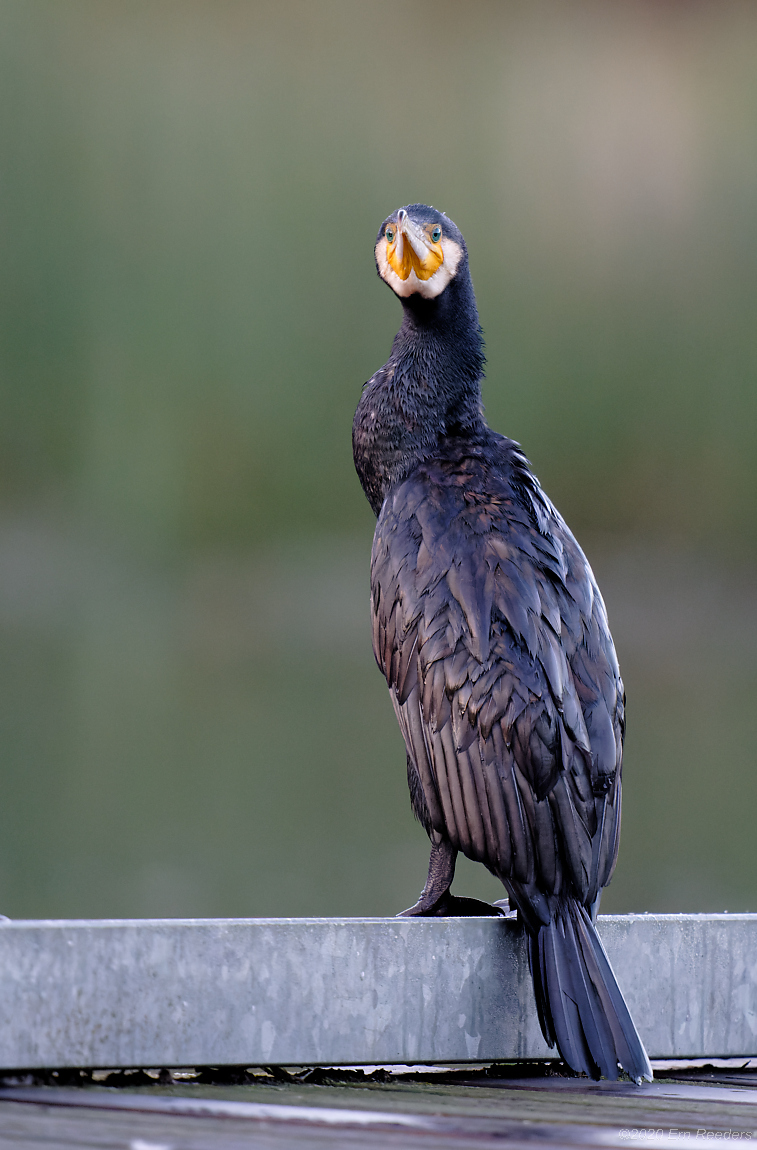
xmin=353 ymin=274 xmax=486 ymax=515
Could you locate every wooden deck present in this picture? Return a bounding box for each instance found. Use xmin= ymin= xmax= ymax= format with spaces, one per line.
xmin=0 ymin=1063 xmax=756 ymax=1147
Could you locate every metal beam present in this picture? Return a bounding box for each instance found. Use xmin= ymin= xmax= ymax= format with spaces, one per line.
xmin=0 ymin=914 xmax=753 ymax=1069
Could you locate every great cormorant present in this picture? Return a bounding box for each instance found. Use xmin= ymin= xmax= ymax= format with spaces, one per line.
xmin=352 ymin=204 xmax=651 ymax=1083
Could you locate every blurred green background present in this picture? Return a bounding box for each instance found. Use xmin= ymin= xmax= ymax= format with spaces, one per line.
xmin=0 ymin=0 xmax=756 ymax=919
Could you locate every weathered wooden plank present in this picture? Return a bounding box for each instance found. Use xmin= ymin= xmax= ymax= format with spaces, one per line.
xmin=0 ymin=914 xmax=753 ymax=1069
xmin=2 ymin=1074 xmax=757 ymax=1149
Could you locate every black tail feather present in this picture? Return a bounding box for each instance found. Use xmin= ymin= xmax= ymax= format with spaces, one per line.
xmin=528 ymin=898 xmax=652 ymax=1083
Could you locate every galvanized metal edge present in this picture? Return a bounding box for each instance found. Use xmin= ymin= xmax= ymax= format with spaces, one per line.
xmin=0 ymin=914 xmax=753 ymax=1068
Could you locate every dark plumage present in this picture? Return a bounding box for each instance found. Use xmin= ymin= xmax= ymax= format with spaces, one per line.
xmin=353 ymin=204 xmax=651 ymax=1083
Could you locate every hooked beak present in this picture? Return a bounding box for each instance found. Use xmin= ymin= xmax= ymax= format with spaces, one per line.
xmin=386 ymin=209 xmax=444 ymax=282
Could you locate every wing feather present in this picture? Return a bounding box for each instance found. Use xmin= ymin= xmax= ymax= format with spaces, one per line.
xmin=396 ymin=631 xmax=418 ymax=704
xmin=550 ymin=774 xmax=592 ymax=899
xmin=402 ymin=689 xmax=445 ymax=831
xmin=431 ymin=729 xmax=461 ymax=849
xmin=456 ymin=747 xmax=488 ymax=860
xmin=468 ymin=745 xmax=500 ymax=862
xmin=491 ymin=723 xmax=534 ymax=883
xmin=480 ymin=746 xmax=513 ymax=872
xmin=440 ymin=722 xmax=472 ymax=855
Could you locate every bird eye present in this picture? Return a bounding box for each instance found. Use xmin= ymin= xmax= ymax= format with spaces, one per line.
xmin=431 ymin=226 xmax=442 ymax=242
xmin=386 ymin=227 xmax=395 ymax=243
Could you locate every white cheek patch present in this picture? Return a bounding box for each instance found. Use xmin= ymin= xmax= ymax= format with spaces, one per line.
xmin=375 ymin=237 xmax=464 ymax=300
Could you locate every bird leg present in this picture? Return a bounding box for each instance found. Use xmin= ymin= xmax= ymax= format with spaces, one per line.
xmin=397 ymin=838 xmax=506 ymax=917
xmin=397 ymin=838 xmax=456 ymax=916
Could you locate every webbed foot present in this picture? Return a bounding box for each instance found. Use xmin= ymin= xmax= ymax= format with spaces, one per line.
xmin=398 ymin=891 xmax=506 ymax=917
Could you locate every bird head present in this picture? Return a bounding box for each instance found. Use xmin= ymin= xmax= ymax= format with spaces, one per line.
xmin=375 ymin=204 xmax=466 ymax=301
